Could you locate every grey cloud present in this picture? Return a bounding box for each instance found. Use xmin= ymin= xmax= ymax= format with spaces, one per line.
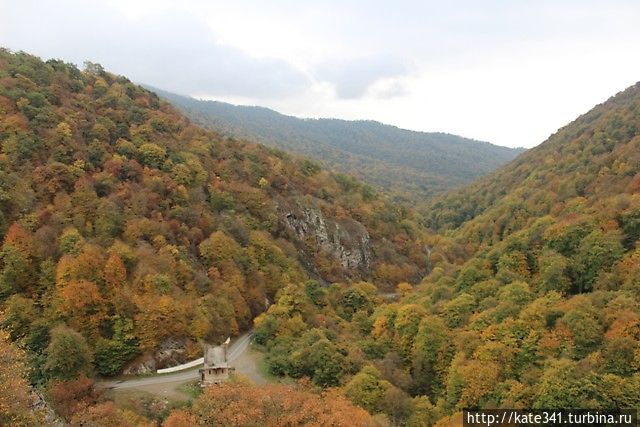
xmin=373 ymin=80 xmax=408 ymax=99
xmin=315 ymin=55 xmax=409 ymax=98
xmin=0 ymin=1 xmax=310 ymax=99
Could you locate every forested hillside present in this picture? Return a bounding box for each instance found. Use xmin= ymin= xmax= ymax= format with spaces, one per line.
xmin=426 ymin=82 xmax=640 ymax=241
xmin=153 ymin=88 xmax=524 ymax=199
xmin=0 ymin=49 xmax=432 ymax=388
xmin=1 ymin=47 xmax=639 ymax=426
xmin=253 ymin=82 xmax=640 ymax=423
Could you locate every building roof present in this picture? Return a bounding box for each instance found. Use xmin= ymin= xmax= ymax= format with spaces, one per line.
xmin=204 ymin=345 xmax=228 ymax=368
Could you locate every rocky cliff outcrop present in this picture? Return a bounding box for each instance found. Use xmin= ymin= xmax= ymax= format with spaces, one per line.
xmin=31 ymin=392 xmax=65 ymax=427
xmin=122 ymin=337 xmax=190 ymax=375
xmin=276 ymin=198 xmax=372 ymax=279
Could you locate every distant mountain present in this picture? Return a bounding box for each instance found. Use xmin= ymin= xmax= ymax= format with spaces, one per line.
xmin=151 ymin=88 xmax=525 ymax=199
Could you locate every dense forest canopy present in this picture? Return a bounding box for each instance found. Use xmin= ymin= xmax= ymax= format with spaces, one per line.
xmin=0 ymin=47 xmax=639 ymax=426
xmin=153 ymin=88 xmax=524 ymax=200
xmin=252 ymin=81 xmax=640 ymax=423
xmin=0 ymin=48 xmax=433 ymax=384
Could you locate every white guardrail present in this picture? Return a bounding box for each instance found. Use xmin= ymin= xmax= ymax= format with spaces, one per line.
xmin=156 ymin=357 xmax=204 ymax=374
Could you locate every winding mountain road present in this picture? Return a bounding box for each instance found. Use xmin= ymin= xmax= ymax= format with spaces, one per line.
xmin=102 ymin=332 xmax=253 ymax=390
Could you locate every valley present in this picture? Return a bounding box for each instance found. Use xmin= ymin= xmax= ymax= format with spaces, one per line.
xmin=154 ymin=87 xmax=524 ymax=200
xmin=0 ymin=48 xmax=638 ymax=427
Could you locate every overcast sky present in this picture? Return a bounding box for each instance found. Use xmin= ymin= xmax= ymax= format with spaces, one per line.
xmin=1 ymin=0 xmax=639 ymax=148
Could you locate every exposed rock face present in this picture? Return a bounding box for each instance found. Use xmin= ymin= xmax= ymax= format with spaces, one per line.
xmin=154 ymin=337 xmax=188 ymax=368
xmin=122 ymin=337 xmax=189 ymax=375
xmin=122 ymin=355 xmax=156 ymax=376
xmin=31 ymin=391 xmax=64 ymax=427
xmin=277 ymin=198 xmax=371 ymax=276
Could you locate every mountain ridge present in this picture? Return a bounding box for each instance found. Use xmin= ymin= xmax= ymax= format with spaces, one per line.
xmin=150 ymin=87 xmax=525 ymax=199
xmin=427 ymin=81 xmax=640 ymax=239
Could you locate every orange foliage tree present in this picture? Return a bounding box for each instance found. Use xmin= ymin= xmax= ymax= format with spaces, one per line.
xmin=0 ymin=329 xmax=43 ymax=426
xmin=167 ymin=382 xmax=376 ymax=427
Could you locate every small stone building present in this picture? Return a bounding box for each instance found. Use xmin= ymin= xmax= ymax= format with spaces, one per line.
xmin=199 ymin=339 xmax=235 ymax=386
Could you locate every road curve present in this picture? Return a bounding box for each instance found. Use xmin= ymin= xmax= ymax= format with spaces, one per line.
xmin=102 ymin=332 xmax=253 ymax=390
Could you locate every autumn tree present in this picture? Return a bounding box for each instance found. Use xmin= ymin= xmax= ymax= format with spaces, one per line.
xmin=0 ymin=244 xmax=32 ymax=298
xmin=70 ymin=402 xmax=154 ymax=427
xmin=0 ymin=329 xmax=43 ymax=426
xmin=57 ymin=280 xmax=106 ymax=338
xmin=537 ymin=250 xmax=571 ymax=293
xmin=175 ymin=382 xmax=374 ymax=426
xmin=44 ymin=324 xmax=93 ymax=380
xmin=411 ymin=316 xmax=453 ymax=398
xmin=104 ymin=253 xmax=127 ymax=288
xmin=198 ymin=230 xmax=243 ymax=267
xmin=558 ymin=300 xmax=603 ymax=359
xmin=571 ymin=230 xmax=624 ymax=293
xmin=138 ymin=143 xmax=166 ymax=168
xmin=442 ymin=293 xmax=475 ymax=328
xmin=344 ymin=366 xmax=392 ymax=414
xmin=293 ymin=337 xmax=345 ymax=387
xmin=1 ymin=294 xmax=36 ymax=340
xmin=94 ymin=317 xmax=139 ymax=376
xmin=47 ymin=374 xmax=95 ymax=420
xmin=533 ymin=359 xmax=599 ymax=408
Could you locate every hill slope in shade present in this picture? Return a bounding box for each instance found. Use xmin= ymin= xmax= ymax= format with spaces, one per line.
xmin=152 ymin=88 xmax=525 ymax=199
xmin=0 ymin=49 xmax=431 ymax=379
